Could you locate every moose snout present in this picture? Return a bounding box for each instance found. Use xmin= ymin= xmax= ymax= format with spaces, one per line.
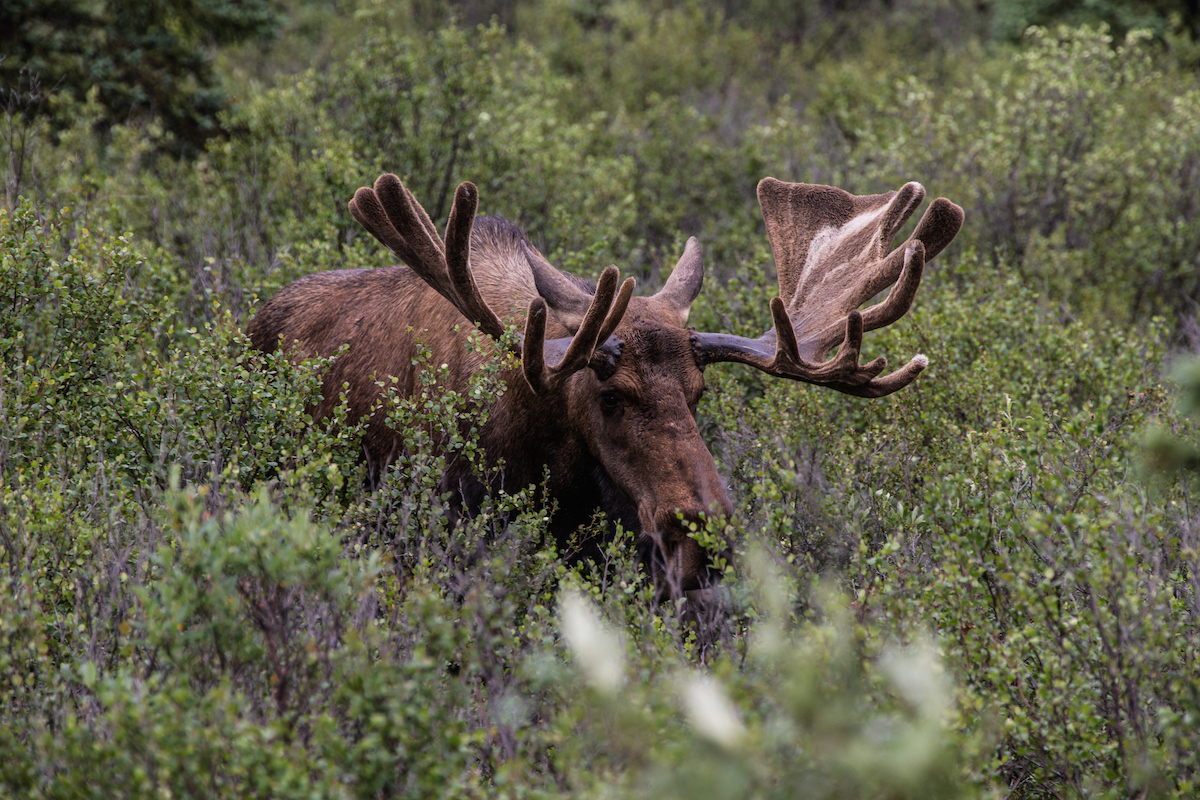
xmin=641 ymin=501 xmax=733 ymax=596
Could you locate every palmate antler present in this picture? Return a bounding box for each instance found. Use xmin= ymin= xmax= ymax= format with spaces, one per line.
xmin=692 ymin=178 xmax=964 ymax=397
xmin=348 ymin=174 xmax=634 ymax=394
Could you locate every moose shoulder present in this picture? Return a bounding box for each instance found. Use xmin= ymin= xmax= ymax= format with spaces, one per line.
xmin=247 ymin=175 xmax=963 ymax=599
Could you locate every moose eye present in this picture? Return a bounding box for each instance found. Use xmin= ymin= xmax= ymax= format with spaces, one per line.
xmin=599 ymin=391 xmax=621 ymax=411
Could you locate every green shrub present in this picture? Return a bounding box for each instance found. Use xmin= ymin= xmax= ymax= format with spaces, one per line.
xmin=684 ymin=236 xmax=1200 ymax=796
xmin=6 ymin=8 xmax=1200 ymax=798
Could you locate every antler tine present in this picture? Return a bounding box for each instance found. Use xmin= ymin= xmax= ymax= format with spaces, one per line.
xmin=522 ymin=299 xmax=551 ymax=393
xmin=911 ymin=196 xmax=967 ymax=263
xmin=858 ymin=239 xmax=924 ymax=332
xmin=405 ymin=182 xmax=445 ymax=253
xmin=348 ymin=187 xmax=422 ymax=270
xmin=596 ymin=276 xmax=636 ymax=345
xmin=374 ymin=173 xmax=443 ymax=257
xmin=692 ymin=177 xmax=963 ymax=398
xmin=556 ymin=266 xmax=621 ymax=372
xmin=372 ymin=174 xmax=455 ymax=301
xmin=444 ymin=182 xmax=505 ymax=341
xmin=522 ymin=267 xmax=632 ymax=394
xmin=830 ymin=354 xmax=929 ymax=398
xmin=845 ymin=195 xmax=963 ymax=336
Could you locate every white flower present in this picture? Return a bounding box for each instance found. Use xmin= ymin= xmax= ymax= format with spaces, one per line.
xmin=559 ymin=588 xmax=625 ymax=693
xmin=682 ymin=672 xmax=745 ymax=749
xmin=879 ymin=639 xmax=950 ymax=719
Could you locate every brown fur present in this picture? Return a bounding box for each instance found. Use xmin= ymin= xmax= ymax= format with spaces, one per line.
xmin=248 ymin=215 xmax=731 ymax=597
xmin=249 ymin=174 xmax=962 ymax=599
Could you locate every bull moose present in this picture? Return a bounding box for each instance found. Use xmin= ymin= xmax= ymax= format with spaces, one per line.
xmin=247 ymin=173 xmax=963 ymax=599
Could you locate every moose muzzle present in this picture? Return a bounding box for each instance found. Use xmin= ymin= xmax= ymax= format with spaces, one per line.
xmin=639 ymin=487 xmax=734 ymax=599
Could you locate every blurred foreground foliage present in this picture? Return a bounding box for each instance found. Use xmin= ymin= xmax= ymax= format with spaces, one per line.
xmin=4 ymin=1 xmax=1200 ymax=797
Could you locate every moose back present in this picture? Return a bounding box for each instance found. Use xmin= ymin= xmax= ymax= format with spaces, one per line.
xmin=247 ymin=174 xmax=963 ymax=598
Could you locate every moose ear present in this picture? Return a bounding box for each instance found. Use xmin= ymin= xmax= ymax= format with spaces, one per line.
xmin=524 ymin=242 xmax=596 ymax=333
xmin=650 ymin=237 xmax=704 ymax=325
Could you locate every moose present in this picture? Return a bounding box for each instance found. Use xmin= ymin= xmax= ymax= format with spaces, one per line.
xmin=247 ymin=173 xmax=963 ymax=599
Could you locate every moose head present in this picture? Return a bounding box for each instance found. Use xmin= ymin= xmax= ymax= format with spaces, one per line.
xmin=247 ymin=174 xmax=963 ymax=600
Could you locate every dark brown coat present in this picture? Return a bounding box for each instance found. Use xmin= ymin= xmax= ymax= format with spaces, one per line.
xmin=248 ymin=174 xmax=963 ymax=598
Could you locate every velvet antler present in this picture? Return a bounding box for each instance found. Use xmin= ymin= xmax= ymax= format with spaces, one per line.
xmin=692 ymin=178 xmax=964 ymax=397
xmin=348 ymin=173 xmax=633 ymax=395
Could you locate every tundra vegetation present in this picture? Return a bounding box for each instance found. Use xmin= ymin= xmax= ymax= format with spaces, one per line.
xmin=2 ymin=0 xmax=1200 ymax=797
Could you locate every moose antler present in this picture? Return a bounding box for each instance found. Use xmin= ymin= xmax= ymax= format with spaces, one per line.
xmin=348 ymin=173 xmax=633 ymax=394
xmin=692 ymin=178 xmax=964 ymax=397
xmin=523 ymin=265 xmax=634 ymax=392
